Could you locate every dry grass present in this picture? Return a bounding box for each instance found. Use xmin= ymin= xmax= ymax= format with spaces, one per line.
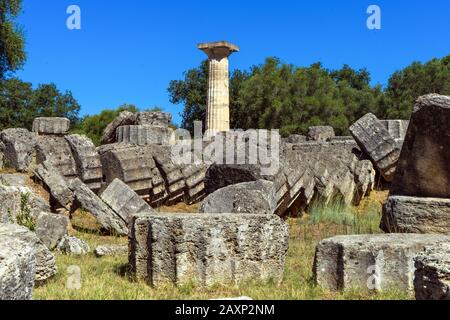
xmin=34 ymin=190 xmax=413 ymax=300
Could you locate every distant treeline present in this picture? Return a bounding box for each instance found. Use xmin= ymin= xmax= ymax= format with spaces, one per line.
xmin=1 ymin=55 xmax=449 ymax=144
xmin=169 ymin=55 xmax=450 ymax=136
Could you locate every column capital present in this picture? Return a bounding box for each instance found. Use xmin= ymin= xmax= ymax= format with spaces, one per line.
xmin=198 ymin=41 xmax=239 ymax=59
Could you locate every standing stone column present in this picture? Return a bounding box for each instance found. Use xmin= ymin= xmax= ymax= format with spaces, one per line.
xmin=198 ymin=41 xmax=239 ymax=136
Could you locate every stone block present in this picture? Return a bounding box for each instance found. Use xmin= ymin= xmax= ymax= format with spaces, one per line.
xmin=307 ymin=126 xmax=335 ymax=142
xmin=313 ymin=234 xmax=450 ymax=292
xmin=32 ymin=117 xmax=70 ymax=135
xmin=129 ymin=213 xmax=289 ymax=287
xmin=0 ymin=128 xmax=37 ymax=172
xmin=350 ymin=113 xmax=401 ymax=181
xmin=35 ymin=212 xmax=69 ymax=250
xmin=0 ymin=235 xmax=36 ymax=300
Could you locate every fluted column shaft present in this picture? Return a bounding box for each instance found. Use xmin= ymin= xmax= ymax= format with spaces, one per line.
xmin=207 ymin=57 xmax=230 ymax=134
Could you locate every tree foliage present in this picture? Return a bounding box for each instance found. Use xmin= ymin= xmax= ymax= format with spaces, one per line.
xmin=0 ymin=78 xmax=81 ymax=131
xmin=169 ymin=55 xmax=450 ymax=136
xmin=0 ymin=0 xmax=26 ymax=78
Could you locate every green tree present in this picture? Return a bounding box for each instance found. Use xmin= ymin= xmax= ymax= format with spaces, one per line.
xmin=0 ymin=0 xmax=26 ymax=78
xmin=384 ymin=55 xmax=450 ymax=119
xmin=0 ymin=78 xmax=81 ymax=131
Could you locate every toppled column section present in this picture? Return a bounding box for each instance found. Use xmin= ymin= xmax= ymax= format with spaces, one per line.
xmin=34 ymin=160 xmax=75 ymax=211
xmin=0 ymin=128 xmax=37 ymax=172
xmin=32 ymin=117 xmax=70 ymax=135
xmin=129 ymin=213 xmax=289 ymax=287
xmin=200 ymin=180 xmax=276 ymax=215
xmin=101 ymin=111 xmax=134 ymax=145
xmin=313 ymin=234 xmax=450 ymax=292
xmin=0 ymin=234 xmax=36 ymax=300
xmin=380 ymin=120 xmax=409 ymax=141
xmin=35 ymin=136 xmax=78 ymax=179
xmin=350 ymin=113 xmax=401 ymax=181
xmin=65 ymin=134 xmax=103 ymax=191
xmin=116 ymin=125 xmax=173 ymax=146
xmin=101 ymin=178 xmax=156 ymax=222
xmin=382 ymin=94 xmax=450 ymax=234
xmin=69 ymin=178 xmax=128 ymax=236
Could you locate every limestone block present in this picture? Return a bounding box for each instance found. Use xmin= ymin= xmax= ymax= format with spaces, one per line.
xmin=99 ymin=144 xmax=156 ymax=196
xmin=391 ymin=94 xmax=450 ymax=198
xmin=414 ymin=243 xmax=450 ymax=300
xmin=0 ymin=235 xmax=36 ymax=300
xmin=285 ymin=134 xmax=307 ymax=144
xmin=0 ymin=223 xmax=57 ymax=283
xmin=101 ymin=178 xmax=155 ymax=222
xmin=65 ymin=134 xmax=102 ymax=190
xmin=101 ymin=111 xmax=135 ymax=144
xmin=382 ymin=196 xmax=450 ymax=234
xmin=0 ymin=128 xmax=37 ymax=172
xmin=0 ymin=185 xmax=50 ymax=223
xmin=129 ymin=213 xmax=289 ymax=287
xmin=0 ymin=173 xmax=27 ymax=187
xmin=32 ymin=117 xmax=70 ymax=135
xmin=35 ymin=212 xmax=69 ymax=250
xmin=34 ymin=160 xmax=74 ymax=210
xmin=57 ymin=235 xmax=90 ymax=256
xmin=200 ymin=180 xmax=276 ymax=215
xmin=313 ymin=234 xmax=450 ymax=292
xmin=130 ymin=111 xmax=172 ymax=127
xmin=350 ymin=113 xmax=401 ymax=181
xmin=94 ymin=244 xmax=128 ymax=258
xmin=307 ymin=126 xmax=335 ymax=142
xmin=35 ymin=136 xmax=78 ymax=178
xmin=380 ymin=119 xmax=409 ymax=141
xmin=116 ymin=125 xmax=173 ymax=146
xmin=69 ymin=178 xmax=128 ymax=236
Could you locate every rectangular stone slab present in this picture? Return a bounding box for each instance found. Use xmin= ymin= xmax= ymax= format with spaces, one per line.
xmin=381 ymin=196 xmax=450 ymax=234
xmin=129 ymin=213 xmax=289 ymax=287
xmin=314 ymin=234 xmax=450 ymax=292
xmin=390 ymin=94 xmax=450 ymax=198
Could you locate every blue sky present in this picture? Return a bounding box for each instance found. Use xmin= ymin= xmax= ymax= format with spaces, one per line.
xmin=16 ymin=0 xmax=450 ymax=125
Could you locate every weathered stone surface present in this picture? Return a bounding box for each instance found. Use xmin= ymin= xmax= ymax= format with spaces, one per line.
xmin=0 ymin=235 xmax=36 ymax=300
xmin=414 ymin=243 xmax=450 ymax=300
xmin=35 ymin=212 xmax=69 ymax=250
xmin=94 ymin=244 xmax=128 ymax=258
xmin=129 ymin=213 xmax=289 ymax=287
xmin=0 ymin=224 xmax=57 ymax=283
xmin=99 ymin=144 xmax=157 ymax=196
xmin=307 ymin=126 xmax=335 ymax=142
xmin=101 ymin=111 xmax=135 ymax=144
xmin=206 ymin=140 xmax=375 ymax=216
xmin=65 ymin=134 xmax=102 ymax=190
xmin=69 ymin=178 xmax=128 ymax=235
xmin=0 ymin=128 xmax=37 ymax=172
xmin=57 ymin=235 xmax=90 ymax=256
xmin=381 ymin=196 xmax=450 ymax=234
xmin=101 ymin=178 xmax=155 ymax=222
xmin=130 ymin=111 xmax=172 ymax=127
xmin=391 ymin=94 xmax=450 ymax=198
xmin=0 ymin=185 xmax=50 ymax=223
xmin=35 ymin=136 xmax=78 ymax=178
xmin=34 ymin=160 xmax=74 ymax=211
xmin=380 ymin=120 xmax=409 ymax=141
xmin=285 ymin=135 xmax=306 ymax=144
xmin=350 ymin=113 xmax=401 ymax=181
xmin=313 ymin=234 xmax=450 ymax=292
xmin=0 ymin=173 xmax=27 ymax=186
xmin=32 ymin=117 xmax=70 ymax=135
xmin=116 ymin=125 xmax=174 ymax=146
xmin=200 ymin=180 xmax=276 ymax=215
